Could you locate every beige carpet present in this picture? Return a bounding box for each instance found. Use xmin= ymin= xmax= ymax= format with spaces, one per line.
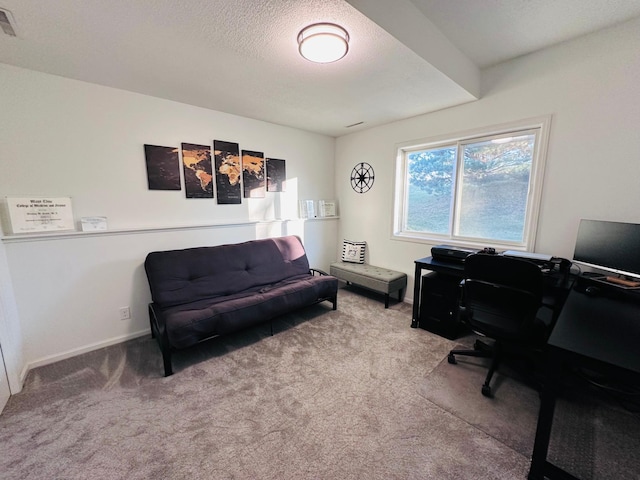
xmin=418 ymin=353 xmax=541 ymax=458
xmin=1 ymin=288 xmax=636 ymax=479
xmin=419 ymin=349 xmax=640 ymax=480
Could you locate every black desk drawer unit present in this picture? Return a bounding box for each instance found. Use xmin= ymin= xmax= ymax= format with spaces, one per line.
xmin=419 ymin=272 xmax=466 ymax=339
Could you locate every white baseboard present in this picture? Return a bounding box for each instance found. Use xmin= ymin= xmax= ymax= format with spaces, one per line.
xmin=22 ymin=329 xmax=151 ymax=383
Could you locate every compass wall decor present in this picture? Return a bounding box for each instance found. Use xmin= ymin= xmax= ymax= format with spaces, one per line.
xmin=350 ymin=162 xmax=375 ymax=193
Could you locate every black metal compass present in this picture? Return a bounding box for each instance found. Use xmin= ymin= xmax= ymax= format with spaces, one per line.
xmin=350 ymin=162 xmax=375 ymax=193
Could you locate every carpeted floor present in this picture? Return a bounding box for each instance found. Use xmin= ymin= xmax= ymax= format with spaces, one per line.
xmin=420 ymin=353 xmax=640 ymax=479
xmin=1 ymin=287 xmax=638 ymax=479
xmin=419 ymin=353 xmax=541 ymax=458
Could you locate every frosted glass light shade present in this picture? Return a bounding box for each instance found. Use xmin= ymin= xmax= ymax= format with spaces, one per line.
xmin=298 ymin=23 xmax=349 ymax=64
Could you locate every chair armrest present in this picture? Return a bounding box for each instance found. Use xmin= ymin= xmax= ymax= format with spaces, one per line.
xmin=310 ymin=268 xmax=329 ymax=276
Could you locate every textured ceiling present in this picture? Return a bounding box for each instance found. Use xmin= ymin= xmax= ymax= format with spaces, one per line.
xmin=1 ymin=0 xmax=639 ymax=137
xmin=410 ymin=0 xmax=640 ymax=68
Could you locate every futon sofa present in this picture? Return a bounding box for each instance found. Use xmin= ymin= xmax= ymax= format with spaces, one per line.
xmin=144 ymin=235 xmax=338 ymax=376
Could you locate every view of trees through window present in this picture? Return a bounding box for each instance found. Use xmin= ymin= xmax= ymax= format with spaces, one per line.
xmin=405 ymin=132 xmax=536 ymax=243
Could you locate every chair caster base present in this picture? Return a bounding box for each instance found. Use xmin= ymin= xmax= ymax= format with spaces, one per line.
xmin=447 ymin=353 xmax=457 ymax=364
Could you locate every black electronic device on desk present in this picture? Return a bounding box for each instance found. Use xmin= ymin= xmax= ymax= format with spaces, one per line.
xmin=503 ymin=249 xmax=569 ymax=270
xmin=571 ymin=218 xmax=640 ymax=300
xmin=431 ymin=245 xmax=480 ymax=263
xmin=572 ymin=218 xmax=640 ymax=279
xmin=503 ymin=250 xmax=573 ymax=284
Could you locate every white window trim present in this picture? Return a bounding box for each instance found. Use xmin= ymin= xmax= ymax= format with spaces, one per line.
xmin=392 ymin=115 xmax=552 ymax=252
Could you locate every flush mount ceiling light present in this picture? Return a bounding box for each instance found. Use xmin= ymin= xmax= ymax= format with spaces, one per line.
xmin=298 ymin=23 xmax=349 ymax=64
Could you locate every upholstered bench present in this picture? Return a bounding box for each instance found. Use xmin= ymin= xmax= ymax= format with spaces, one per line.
xmin=330 ymin=261 xmax=407 ymax=308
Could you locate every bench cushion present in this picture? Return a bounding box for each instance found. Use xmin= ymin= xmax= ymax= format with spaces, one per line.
xmin=330 ymin=262 xmax=407 ymax=294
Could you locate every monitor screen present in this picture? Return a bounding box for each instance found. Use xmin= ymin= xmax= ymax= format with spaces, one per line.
xmin=573 ymin=219 xmax=640 ymax=279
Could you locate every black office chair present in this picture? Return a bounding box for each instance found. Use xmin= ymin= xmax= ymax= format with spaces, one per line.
xmin=448 ymin=253 xmax=553 ymax=397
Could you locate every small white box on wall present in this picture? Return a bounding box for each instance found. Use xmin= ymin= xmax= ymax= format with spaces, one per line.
xmin=80 ymin=216 xmax=108 ymax=231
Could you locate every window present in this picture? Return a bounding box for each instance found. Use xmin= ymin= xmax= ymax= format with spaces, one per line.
xmin=393 ymin=116 xmax=550 ymax=250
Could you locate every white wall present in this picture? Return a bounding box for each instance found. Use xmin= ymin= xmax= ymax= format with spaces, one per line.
xmin=3 ymin=220 xmax=337 ymax=372
xmin=4 ymin=16 xmax=640 ymax=387
xmin=0 ymin=240 xmax=23 ymax=393
xmin=0 ymin=64 xmax=336 ymax=230
xmin=0 ymin=64 xmax=338 ymax=385
xmin=335 ymin=17 xmax=640 ymax=303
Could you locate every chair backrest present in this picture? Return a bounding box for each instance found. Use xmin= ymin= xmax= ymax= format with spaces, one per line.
xmin=461 ymin=254 xmax=545 ymax=342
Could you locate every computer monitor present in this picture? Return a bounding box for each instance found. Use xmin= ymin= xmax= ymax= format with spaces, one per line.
xmin=573 ymin=219 xmax=640 ymax=280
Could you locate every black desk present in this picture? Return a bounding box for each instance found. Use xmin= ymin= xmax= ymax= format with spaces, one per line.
xmin=412 ymin=255 xmax=571 ymax=331
xmin=411 ymin=256 xmax=464 ymax=328
xmin=528 ymin=288 xmax=640 ymax=479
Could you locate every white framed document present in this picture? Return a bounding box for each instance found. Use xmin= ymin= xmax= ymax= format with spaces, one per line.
xmin=299 ymin=200 xmax=316 ymax=219
xmin=6 ymin=196 xmax=75 ymax=234
xmin=318 ymin=200 xmax=337 ymax=217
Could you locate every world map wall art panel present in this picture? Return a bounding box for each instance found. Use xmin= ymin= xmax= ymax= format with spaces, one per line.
xmin=181 ymin=143 xmax=214 ymax=198
xmin=266 ymin=158 xmax=286 ymax=192
xmin=214 ymin=140 xmax=242 ymax=204
xmin=144 ymin=144 xmax=181 ymax=190
xmin=241 ymin=150 xmax=265 ymax=198
xmin=143 ymin=140 xmax=286 ymax=205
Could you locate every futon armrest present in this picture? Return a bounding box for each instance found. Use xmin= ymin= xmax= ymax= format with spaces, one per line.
xmin=310 ymin=268 xmax=330 ymax=276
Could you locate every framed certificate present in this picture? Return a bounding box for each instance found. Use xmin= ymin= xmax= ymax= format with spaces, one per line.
xmin=318 ymin=200 xmax=337 ymax=217
xmin=6 ymin=196 xmax=75 ymax=233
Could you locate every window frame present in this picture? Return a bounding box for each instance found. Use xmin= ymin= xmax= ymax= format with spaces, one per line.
xmin=392 ymin=116 xmax=551 ymax=251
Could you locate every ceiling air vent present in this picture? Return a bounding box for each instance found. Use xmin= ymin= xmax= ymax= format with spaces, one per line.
xmin=0 ymin=8 xmax=17 ymax=37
